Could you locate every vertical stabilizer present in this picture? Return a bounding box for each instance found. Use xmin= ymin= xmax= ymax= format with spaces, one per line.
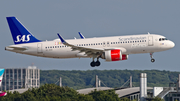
xmin=0 ymin=69 xmax=4 ymax=87
xmin=6 ymin=17 xmax=41 ymax=44
xmin=0 ymin=69 xmax=7 ymax=97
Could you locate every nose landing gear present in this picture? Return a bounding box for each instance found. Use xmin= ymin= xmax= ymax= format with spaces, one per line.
xmin=151 ymin=58 xmax=155 ymax=62
xmin=150 ymin=53 xmax=155 ymax=63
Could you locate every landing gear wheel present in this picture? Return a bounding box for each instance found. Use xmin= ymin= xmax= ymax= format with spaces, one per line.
xmin=151 ymin=58 xmax=155 ymax=63
xmin=90 ymin=61 xmax=96 ymax=67
xmin=150 ymin=53 xmax=155 ymax=63
xmin=95 ymin=61 xmax=101 ymax=66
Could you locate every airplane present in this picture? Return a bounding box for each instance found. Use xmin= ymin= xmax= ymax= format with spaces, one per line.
xmin=0 ymin=69 xmax=7 ymax=97
xmin=5 ymin=17 xmax=175 ymax=67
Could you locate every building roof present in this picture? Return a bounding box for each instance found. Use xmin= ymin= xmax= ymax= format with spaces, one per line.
xmin=77 ymin=87 xmax=153 ymax=97
xmin=157 ymin=87 xmax=174 ymax=98
xmin=8 ymin=86 xmax=154 ymax=98
xmin=77 ymin=87 xmax=113 ymax=94
xmin=115 ymin=87 xmax=153 ymax=97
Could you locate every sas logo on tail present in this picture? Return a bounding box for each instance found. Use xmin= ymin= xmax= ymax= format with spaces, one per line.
xmin=15 ymin=34 xmax=31 ymax=42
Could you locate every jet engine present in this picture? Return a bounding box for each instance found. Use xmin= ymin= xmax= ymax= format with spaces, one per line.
xmin=101 ymin=49 xmax=128 ymax=61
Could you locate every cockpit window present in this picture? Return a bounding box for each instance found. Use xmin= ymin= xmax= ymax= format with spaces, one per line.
xmin=159 ymin=38 xmax=168 ymax=41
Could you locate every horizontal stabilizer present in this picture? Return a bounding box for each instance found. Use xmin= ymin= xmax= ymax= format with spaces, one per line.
xmin=5 ymin=45 xmax=28 ymax=51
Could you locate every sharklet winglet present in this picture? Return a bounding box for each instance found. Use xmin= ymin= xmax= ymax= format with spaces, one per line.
xmin=78 ymin=32 xmax=85 ymax=39
xmin=57 ymin=33 xmax=66 ymax=44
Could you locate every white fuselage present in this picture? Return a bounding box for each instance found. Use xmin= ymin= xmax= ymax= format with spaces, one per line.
xmin=5 ymin=34 xmax=175 ymax=59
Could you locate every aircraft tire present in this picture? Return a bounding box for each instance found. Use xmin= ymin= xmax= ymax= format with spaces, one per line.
xmin=151 ymin=58 xmax=155 ymax=63
xmin=95 ymin=61 xmax=101 ymax=66
xmin=90 ymin=61 xmax=96 ymax=67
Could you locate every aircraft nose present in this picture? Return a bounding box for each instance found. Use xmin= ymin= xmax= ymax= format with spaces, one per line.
xmin=169 ymin=41 xmax=175 ymax=48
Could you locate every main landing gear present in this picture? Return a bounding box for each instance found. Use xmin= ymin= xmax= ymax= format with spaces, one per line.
xmin=150 ymin=53 xmax=155 ymax=63
xmin=90 ymin=57 xmax=101 ymax=67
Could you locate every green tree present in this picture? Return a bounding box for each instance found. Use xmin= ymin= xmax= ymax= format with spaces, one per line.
xmin=120 ymin=97 xmax=130 ymax=101
xmin=76 ymin=94 xmax=94 ymax=101
xmin=89 ymin=89 xmax=120 ymax=101
xmin=40 ymin=70 xmax=180 ymax=89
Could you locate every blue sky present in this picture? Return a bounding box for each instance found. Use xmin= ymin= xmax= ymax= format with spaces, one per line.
xmin=0 ymin=1 xmax=179 ymax=71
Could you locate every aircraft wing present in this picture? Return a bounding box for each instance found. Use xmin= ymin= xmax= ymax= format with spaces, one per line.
xmin=57 ymin=34 xmax=104 ymax=56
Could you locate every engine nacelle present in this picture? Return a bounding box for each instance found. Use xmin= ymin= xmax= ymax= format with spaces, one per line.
xmin=101 ymin=49 xmax=128 ymax=61
xmin=122 ymin=54 xmax=128 ymax=60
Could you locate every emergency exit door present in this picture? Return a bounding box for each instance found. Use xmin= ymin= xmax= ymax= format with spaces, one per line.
xmin=37 ymin=43 xmax=43 ymax=53
xmin=148 ymin=36 xmax=153 ymax=46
